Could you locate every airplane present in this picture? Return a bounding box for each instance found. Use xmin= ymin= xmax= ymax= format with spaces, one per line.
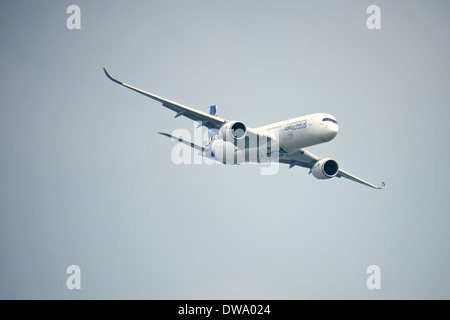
xmin=103 ymin=68 xmax=384 ymax=189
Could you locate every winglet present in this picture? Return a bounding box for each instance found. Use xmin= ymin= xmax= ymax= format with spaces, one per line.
xmin=374 ymin=181 xmax=386 ymax=190
xmin=103 ymin=67 xmax=123 ymax=85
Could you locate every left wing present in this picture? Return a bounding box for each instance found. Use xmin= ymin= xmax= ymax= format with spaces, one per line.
xmin=103 ymin=68 xmax=227 ymax=130
xmin=280 ymin=149 xmax=383 ymax=189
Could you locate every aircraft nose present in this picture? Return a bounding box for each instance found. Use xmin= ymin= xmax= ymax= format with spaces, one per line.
xmin=323 ymin=124 xmax=339 ymax=141
xmin=330 ymin=123 xmax=338 ymax=135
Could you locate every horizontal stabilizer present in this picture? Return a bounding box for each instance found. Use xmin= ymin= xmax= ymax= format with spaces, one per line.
xmin=158 ymin=132 xmax=205 ymax=152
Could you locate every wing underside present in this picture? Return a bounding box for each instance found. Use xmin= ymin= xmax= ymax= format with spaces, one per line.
xmin=280 ymin=149 xmax=383 ymax=189
xmin=336 ymin=169 xmax=383 ymax=189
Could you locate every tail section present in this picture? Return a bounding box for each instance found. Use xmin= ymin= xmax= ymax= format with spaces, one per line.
xmin=208 ymin=105 xmax=220 ymax=142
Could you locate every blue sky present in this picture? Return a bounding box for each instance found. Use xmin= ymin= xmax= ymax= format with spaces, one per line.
xmin=1 ymin=0 xmax=449 ymax=299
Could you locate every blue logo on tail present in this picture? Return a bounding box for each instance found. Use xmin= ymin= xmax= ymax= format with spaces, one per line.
xmin=209 ymin=105 xmax=217 ymax=116
xmin=208 ymin=105 xmax=220 ymax=142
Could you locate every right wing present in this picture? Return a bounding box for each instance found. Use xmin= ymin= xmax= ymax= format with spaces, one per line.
xmin=103 ymin=68 xmax=228 ymax=130
xmin=336 ymin=170 xmax=384 ymax=190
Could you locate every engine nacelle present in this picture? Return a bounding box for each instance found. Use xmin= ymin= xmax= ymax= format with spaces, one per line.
xmin=219 ymin=121 xmax=247 ymax=141
xmin=311 ymin=158 xmax=339 ymax=179
xmin=210 ymin=140 xmax=245 ymax=165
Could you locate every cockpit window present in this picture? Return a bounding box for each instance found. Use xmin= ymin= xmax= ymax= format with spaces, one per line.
xmin=323 ymin=118 xmax=338 ymax=124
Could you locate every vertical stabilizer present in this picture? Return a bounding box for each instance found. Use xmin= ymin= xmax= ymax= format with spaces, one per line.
xmin=208 ymin=105 xmax=219 ymax=142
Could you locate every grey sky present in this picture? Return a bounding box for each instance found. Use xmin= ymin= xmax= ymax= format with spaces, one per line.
xmin=0 ymin=0 xmax=449 ymax=299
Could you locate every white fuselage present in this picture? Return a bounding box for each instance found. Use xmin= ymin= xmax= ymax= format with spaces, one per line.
xmin=257 ymin=113 xmax=339 ymax=152
xmin=205 ymin=113 xmax=339 ymax=164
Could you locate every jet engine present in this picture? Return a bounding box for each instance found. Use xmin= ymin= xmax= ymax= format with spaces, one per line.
xmin=219 ymin=121 xmax=247 ymax=141
xmin=311 ymin=158 xmax=339 ymax=179
xmin=210 ymin=140 xmax=245 ymax=165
